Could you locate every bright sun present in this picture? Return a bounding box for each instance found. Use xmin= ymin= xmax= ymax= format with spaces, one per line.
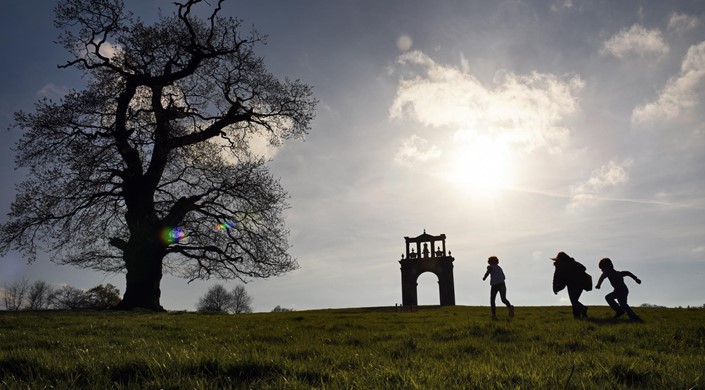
xmin=446 ymin=135 xmax=514 ymax=193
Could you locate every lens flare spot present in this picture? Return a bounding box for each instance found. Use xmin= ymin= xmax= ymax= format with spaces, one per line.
xmin=215 ymin=219 xmax=238 ymax=231
xmin=397 ymin=34 xmax=413 ymax=51
xmin=160 ymin=226 xmax=187 ymax=245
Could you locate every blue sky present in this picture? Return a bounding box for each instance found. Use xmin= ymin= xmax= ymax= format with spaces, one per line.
xmin=1 ymin=0 xmax=704 ymax=312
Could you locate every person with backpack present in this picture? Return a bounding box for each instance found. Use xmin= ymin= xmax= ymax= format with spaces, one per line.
xmin=595 ymin=258 xmax=643 ymax=322
xmin=552 ymin=251 xmax=590 ymax=319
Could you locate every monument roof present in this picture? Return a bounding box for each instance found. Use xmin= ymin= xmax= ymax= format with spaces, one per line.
xmin=404 ymin=230 xmax=446 ymax=243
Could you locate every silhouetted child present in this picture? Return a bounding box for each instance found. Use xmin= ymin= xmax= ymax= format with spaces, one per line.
xmin=552 ymin=251 xmax=589 ymax=319
xmin=483 ymin=256 xmax=514 ymax=319
xmin=595 ymin=258 xmax=642 ymax=322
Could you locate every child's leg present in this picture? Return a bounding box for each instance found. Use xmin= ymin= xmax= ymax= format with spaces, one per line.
xmin=498 ymin=283 xmax=514 ymax=318
xmin=567 ymin=285 xmax=585 ymax=318
xmin=498 ymin=283 xmax=511 ymax=307
xmin=490 ymin=285 xmax=499 ymax=317
xmin=604 ymin=291 xmax=622 ymax=314
xmin=616 ymin=291 xmax=639 ymax=320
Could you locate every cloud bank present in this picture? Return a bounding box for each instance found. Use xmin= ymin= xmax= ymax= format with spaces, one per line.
xmin=389 ymin=50 xmax=584 ymax=154
xmin=569 ymin=159 xmax=632 ymax=209
xmin=601 ymin=24 xmax=669 ymax=59
xmin=632 ymin=41 xmax=705 ymax=124
xmin=667 ymin=13 xmax=700 ymax=33
xmin=394 ymin=134 xmax=441 ymax=167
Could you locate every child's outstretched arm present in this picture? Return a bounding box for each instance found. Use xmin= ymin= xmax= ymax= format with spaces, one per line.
xmin=482 ymin=266 xmax=490 ymax=281
xmin=595 ymin=273 xmax=606 ymax=289
xmin=623 ymin=271 xmax=641 ymax=284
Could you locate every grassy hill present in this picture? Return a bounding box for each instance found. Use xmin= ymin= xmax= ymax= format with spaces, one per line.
xmin=1 ymin=306 xmax=703 ymax=388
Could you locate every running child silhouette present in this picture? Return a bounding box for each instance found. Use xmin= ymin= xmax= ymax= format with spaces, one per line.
xmin=595 ymin=258 xmax=643 ymax=322
xmin=482 ymin=256 xmax=514 ymax=319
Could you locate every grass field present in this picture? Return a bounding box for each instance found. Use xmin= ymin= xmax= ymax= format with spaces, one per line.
xmin=1 ymin=306 xmax=703 ymax=389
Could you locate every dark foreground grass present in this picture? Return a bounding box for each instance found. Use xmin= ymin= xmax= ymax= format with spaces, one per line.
xmin=1 ymin=306 xmax=704 ymax=389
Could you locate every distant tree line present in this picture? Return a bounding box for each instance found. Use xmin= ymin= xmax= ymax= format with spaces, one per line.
xmin=6 ymin=280 xmax=295 ymax=313
xmin=195 ymin=284 xmax=295 ymax=313
xmin=196 ymin=284 xmax=254 ymax=314
xmin=640 ymin=303 xmax=705 ymax=309
xmin=2 ymin=279 xmax=120 ymax=311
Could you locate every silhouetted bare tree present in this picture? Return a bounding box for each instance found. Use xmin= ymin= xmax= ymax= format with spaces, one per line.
xmin=50 ymin=285 xmax=90 ymax=310
xmin=230 ymin=284 xmax=253 ymax=314
xmin=196 ymin=283 xmax=252 ymax=313
xmin=3 ymin=279 xmax=29 ymax=311
xmin=0 ymin=0 xmax=316 ymax=310
xmin=196 ymin=284 xmax=233 ymax=313
xmin=26 ymin=280 xmax=55 ymax=310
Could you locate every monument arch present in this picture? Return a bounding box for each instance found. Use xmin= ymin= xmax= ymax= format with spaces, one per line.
xmin=399 ymin=230 xmax=456 ymax=306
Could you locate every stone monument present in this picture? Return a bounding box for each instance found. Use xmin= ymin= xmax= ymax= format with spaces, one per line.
xmin=399 ymin=230 xmax=456 ymax=306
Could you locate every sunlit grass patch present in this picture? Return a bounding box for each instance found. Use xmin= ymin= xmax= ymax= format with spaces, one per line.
xmin=0 ymin=306 xmax=704 ymax=388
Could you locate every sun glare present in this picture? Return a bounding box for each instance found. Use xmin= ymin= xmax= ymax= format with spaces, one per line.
xmin=446 ymin=134 xmax=514 ymax=193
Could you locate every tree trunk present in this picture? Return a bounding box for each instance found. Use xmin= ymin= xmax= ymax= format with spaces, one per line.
xmin=113 ymin=235 xmax=166 ymax=311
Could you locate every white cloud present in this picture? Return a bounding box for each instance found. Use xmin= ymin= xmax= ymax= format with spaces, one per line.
xmin=667 ymin=13 xmax=700 ymax=33
xmin=390 ymin=51 xmax=486 ymax=128
xmin=76 ymin=40 xmax=122 ymax=62
xmin=209 ymin=128 xmax=282 ymax=163
xmin=632 ymin=41 xmax=705 ymax=124
xmin=389 ymin=50 xmax=583 ymax=153
xmin=36 ymin=83 xmax=69 ymax=100
xmin=246 ymin=132 xmax=281 ymax=160
xmin=569 ymin=159 xmax=632 ymax=208
xmin=601 ymin=24 xmax=669 ymax=59
xmin=531 ymin=251 xmax=545 ymax=261
xmin=550 ymin=0 xmax=573 ymax=12
xmin=394 ymin=134 xmax=441 ymax=167
xmin=459 ymin=53 xmax=470 ymax=73
xmin=98 ymin=41 xmax=121 ymax=59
